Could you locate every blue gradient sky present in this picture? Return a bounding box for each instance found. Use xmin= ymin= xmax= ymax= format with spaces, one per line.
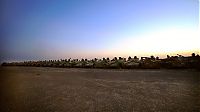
xmin=0 ymin=0 xmax=199 ymax=62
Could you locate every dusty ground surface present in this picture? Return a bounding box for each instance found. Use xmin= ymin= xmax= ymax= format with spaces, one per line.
xmin=0 ymin=67 xmax=199 ymax=112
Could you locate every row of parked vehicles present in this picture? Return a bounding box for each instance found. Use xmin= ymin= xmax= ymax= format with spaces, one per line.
xmin=2 ymin=53 xmax=200 ymax=69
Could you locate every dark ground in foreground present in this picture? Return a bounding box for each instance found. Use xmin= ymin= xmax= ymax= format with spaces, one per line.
xmin=0 ymin=67 xmax=199 ymax=112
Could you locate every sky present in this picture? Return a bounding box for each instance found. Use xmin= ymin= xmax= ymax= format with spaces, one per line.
xmin=0 ymin=0 xmax=199 ymax=62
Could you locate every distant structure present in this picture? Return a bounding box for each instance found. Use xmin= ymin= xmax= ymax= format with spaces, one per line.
xmin=1 ymin=53 xmax=200 ymax=69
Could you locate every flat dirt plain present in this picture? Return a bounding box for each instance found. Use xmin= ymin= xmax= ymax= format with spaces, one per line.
xmin=0 ymin=67 xmax=199 ymax=112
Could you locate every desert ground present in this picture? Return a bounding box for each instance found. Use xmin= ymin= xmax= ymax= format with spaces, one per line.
xmin=0 ymin=67 xmax=199 ymax=112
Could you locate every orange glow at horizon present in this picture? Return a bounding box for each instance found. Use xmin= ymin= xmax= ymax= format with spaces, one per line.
xmin=101 ymin=28 xmax=200 ymax=58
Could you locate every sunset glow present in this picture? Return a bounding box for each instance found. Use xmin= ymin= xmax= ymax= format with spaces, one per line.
xmin=105 ymin=28 xmax=200 ymax=58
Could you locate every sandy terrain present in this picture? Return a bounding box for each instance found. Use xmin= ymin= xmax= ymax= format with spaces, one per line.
xmin=0 ymin=67 xmax=199 ymax=112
